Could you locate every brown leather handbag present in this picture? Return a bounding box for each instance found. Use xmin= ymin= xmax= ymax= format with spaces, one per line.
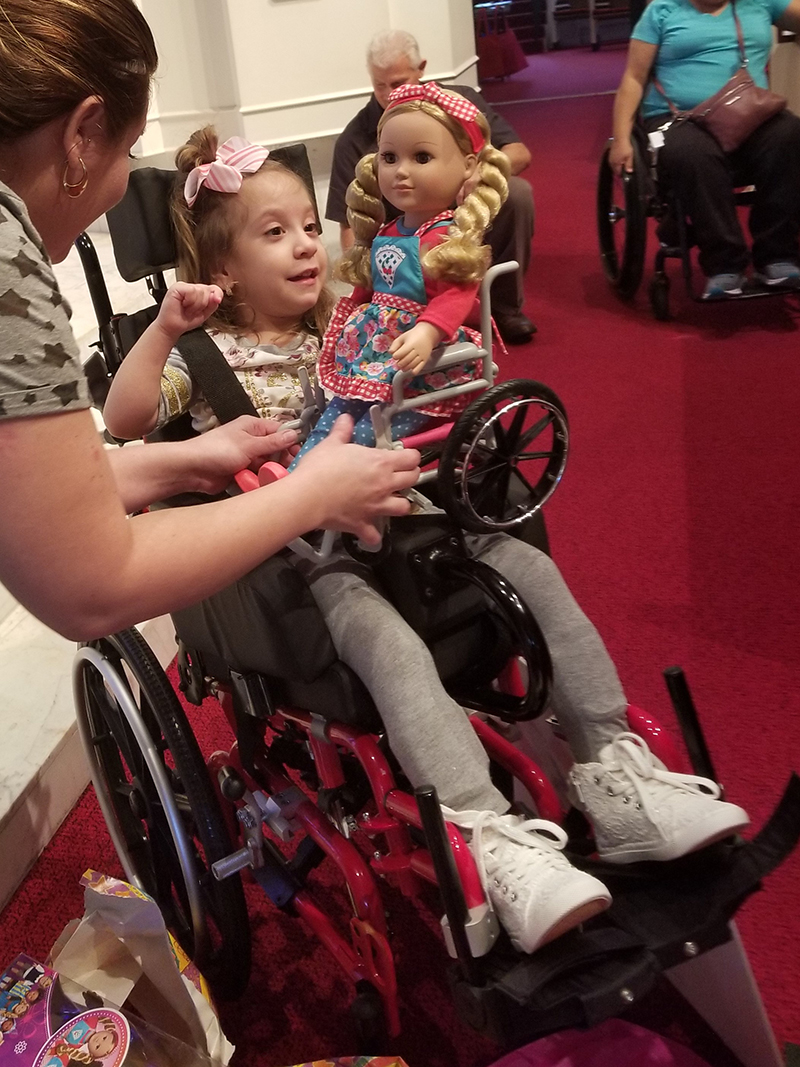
xmin=653 ymin=0 xmax=786 ymax=153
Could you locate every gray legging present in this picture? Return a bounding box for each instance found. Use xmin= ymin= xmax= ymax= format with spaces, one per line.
xmin=305 ymin=533 xmax=627 ymax=815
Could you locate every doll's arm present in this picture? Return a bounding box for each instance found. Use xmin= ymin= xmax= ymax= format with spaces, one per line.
xmin=103 ymin=282 xmax=222 ymax=440
xmin=391 ymin=279 xmax=480 ymax=373
xmin=390 ymin=322 xmax=446 ymax=374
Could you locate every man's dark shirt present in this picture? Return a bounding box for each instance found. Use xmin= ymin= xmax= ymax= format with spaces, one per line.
xmin=325 ymin=84 xmax=520 ymax=226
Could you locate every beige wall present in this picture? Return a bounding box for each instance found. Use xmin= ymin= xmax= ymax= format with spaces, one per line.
xmin=136 ymin=0 xmax=478 ymax=176
xmin=769 ymin=37 xmax=800 ymax=116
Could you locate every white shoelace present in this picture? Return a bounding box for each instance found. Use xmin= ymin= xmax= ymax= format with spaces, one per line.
xmin=441 ymin=807 xmax=569 ymax=892
xmin=598 ymin=732 xmax=721 ymax=828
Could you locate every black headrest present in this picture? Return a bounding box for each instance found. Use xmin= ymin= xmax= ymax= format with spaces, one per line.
xmin=105 ymin=143 xmax=319 ymax=284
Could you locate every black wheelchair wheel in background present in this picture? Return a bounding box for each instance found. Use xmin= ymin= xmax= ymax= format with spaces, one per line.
xmin=597 ymin=133 xmax=650 ymax=300
xmin=73 ymin=628 xmax=251 ymax=999
xmin=438 ymin=379 xmax=569 ymax=535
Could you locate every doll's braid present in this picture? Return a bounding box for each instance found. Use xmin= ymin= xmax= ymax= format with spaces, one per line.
xmin=335 ymin=153 xmax=384 ymax=289
xmin=423 ymin=138 xmax=510 ymax=285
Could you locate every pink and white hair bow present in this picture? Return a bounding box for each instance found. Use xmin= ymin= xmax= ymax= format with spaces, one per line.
xmin=184 ymin=136 xmax=270 ymax=206
xmin=384 ymin=82 xmax=486 ymax=155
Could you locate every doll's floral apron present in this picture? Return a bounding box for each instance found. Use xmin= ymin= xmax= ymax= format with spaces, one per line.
xmin=318 ymin=214 xmax=483 ymax=417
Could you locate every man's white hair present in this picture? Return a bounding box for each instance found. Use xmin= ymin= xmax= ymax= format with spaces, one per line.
xmin=367 ymin=29 xmax=423 ymax=71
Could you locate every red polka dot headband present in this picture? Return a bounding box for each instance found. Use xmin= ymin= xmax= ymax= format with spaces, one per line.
xmin=384 ymin=82 xmax=486 ymax=156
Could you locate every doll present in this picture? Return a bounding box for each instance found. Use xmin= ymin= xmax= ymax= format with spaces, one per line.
xmin=288 ymin=82 xmax=511 ymax=465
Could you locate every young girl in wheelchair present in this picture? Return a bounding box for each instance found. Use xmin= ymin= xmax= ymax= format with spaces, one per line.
xmin=103 ymin=112 xmax=749 ymax=960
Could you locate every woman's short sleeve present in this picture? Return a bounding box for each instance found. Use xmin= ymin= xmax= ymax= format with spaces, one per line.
xmin=0 ymin=189 xmax=90 ymax=422
xmin=631 ymin=0 xmax=668 ymax=43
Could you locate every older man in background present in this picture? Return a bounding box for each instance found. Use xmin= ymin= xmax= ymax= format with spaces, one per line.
xmin=325 ymin=29 xmax=536 ymax=344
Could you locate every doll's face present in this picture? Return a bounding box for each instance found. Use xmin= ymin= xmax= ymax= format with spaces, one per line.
xmin=377 ymin=110 xmax=476 ymax=230
xmin=87 ymin=1030 xmax=117 ymax=1058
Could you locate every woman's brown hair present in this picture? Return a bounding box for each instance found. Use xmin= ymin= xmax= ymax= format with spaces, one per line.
xmin=0 ymin=0 xmax=157 ymax=142
xmin=171 ymin=126 xmax=335 ymax=339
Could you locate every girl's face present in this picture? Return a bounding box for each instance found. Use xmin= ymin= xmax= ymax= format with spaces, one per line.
xmin=214 ymin=168 xmax=327 ymax=333
xmin=377 ymin=110 xmax=476 ymax=230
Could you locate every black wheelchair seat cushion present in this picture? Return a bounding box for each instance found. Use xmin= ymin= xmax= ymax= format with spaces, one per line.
xmin=171 ymin=553 xmax=382 ymax=730
xmin=171 ymin=553 xmax=337 ymax=685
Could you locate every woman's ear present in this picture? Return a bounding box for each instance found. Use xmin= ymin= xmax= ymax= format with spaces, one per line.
xmin=61 ymin=96 xmax=107 ymax=162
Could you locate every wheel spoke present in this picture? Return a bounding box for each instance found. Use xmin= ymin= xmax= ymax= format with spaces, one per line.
xmin=517 ymin=412 xmax=554 ymax=452
xmin=502 ymin=403 xmax=527 ymax=451
xmin=517 ymin=449 xmax=557 ymax=461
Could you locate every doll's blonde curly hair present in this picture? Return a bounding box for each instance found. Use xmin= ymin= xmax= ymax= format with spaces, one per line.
xmin=336 ymin=91 xmax=510 ymax=290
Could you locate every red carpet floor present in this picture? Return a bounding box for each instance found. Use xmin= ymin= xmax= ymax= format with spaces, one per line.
xmin=2 ymin=63 xmax=800 ymax=1067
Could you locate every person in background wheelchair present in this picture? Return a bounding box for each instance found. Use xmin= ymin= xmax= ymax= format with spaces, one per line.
xmin=610 ymin=0 xmax=800 ymax=300
xmin=103 ymin=123 xmax=750 ymax=959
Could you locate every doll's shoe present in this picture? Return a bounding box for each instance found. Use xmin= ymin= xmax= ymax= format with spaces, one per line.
xmin=569 ymin=732 xmax=750 ymax=865
xmin=442 ymin=807 xmax=611 ymax=953
xmin=257 ymin=461 xmax=289 ymax=486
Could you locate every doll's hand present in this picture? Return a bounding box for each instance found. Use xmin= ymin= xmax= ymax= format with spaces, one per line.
xmin=390 ymin=322 xmax=444 ymax=374
xmin=155 ymin=282 xmax=223 ymax=345
xmin=457 ymin=172 xmax=480 ymax=206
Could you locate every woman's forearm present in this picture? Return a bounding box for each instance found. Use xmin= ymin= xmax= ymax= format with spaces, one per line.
xmin=107 ymin=440 xmax=206 ymax=512
xmin=612 ymin=73 xmax=645 ymax=143
xmin=0 ymin=408 xmax=419 ymax=640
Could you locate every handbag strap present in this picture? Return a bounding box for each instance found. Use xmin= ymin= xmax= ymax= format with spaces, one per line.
xmin=652 ymin=0 xmax=747 ymax=116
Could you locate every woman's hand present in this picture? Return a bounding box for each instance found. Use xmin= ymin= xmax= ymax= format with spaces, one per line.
xmin=609 ymin=136 xmax=634 ymax=176
xmin=291 ymin=415 xmax=421 ymax=544
xmin=179 ymin=416 xmax=299 ymax=495
xmin=390 ymin=322 xmax=444 ymax=374
xmin=155 ymin=282 xmax=223 ymax=345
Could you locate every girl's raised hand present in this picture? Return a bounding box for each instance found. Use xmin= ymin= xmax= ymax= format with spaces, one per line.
xmin=155 ymin=282 xmax=224 ymax=344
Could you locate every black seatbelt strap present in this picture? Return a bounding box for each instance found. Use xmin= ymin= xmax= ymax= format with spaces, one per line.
xmin=174 ymin=326 xmax=258 ymax=424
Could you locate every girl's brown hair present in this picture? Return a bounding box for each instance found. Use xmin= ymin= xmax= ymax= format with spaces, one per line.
xmin=171 ymin=126 xmax=334 ymax=339
xmin=0 ymin=0 xmax=157 ymax=142
xmin=337 ymin=91 xmax=510 ymax=290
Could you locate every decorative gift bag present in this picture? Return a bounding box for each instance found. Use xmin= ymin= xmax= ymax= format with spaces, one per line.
xmin=47 ymin=871 xmax=233 ymax=1064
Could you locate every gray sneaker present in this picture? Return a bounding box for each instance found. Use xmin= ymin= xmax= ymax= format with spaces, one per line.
xmin=442 ymin=807 xmax=611 ymax=953
xmin=753 ymin=261 xmax=800 ymax=289
xmin=702 ymin=272 xmax=747 ymax=300
xmin=569 ymin=733 xmax=750 ymax=864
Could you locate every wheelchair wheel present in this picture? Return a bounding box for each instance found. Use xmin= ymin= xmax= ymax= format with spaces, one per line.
xmin=438 ymin=379 xmax=568 ymax=535
xmin=73 ymin=628 xmax=251 ymax=999
xmin=649 ymin=271 xmax=671 ymax=321
xmin=597 ymin=135 xmax=649 ymax=299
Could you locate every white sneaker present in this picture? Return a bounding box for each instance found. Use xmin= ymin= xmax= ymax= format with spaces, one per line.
xmin=569 ymin=732 xmax=750 ymax=864
xmin=442 ymin=807 xmax=611 ymax=954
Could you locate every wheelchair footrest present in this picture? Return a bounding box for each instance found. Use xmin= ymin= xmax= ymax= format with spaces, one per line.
xmin=450 ymin=926 xmax=658 ymax=1045
xmin=579 ymin=772 xmax=800 ymax=969
xmin=452 ymin=775 xmax=800 ymax=1047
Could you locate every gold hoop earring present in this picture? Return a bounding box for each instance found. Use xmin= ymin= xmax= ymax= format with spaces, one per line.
xmin=62 ymin=156 xmax=88 ymax=198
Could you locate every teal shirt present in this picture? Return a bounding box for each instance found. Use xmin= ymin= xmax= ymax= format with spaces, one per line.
xmin=633 ymin=0 xmax=791 ymax=119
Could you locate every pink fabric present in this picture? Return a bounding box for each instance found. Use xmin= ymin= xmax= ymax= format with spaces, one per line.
xmin=488 ymin=1020 xmax=713 ymax=1067
xmin=183 ymin=136 xmax=269 ymax=206
xmin=385 ymin=81 xmax=486 ymax=155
